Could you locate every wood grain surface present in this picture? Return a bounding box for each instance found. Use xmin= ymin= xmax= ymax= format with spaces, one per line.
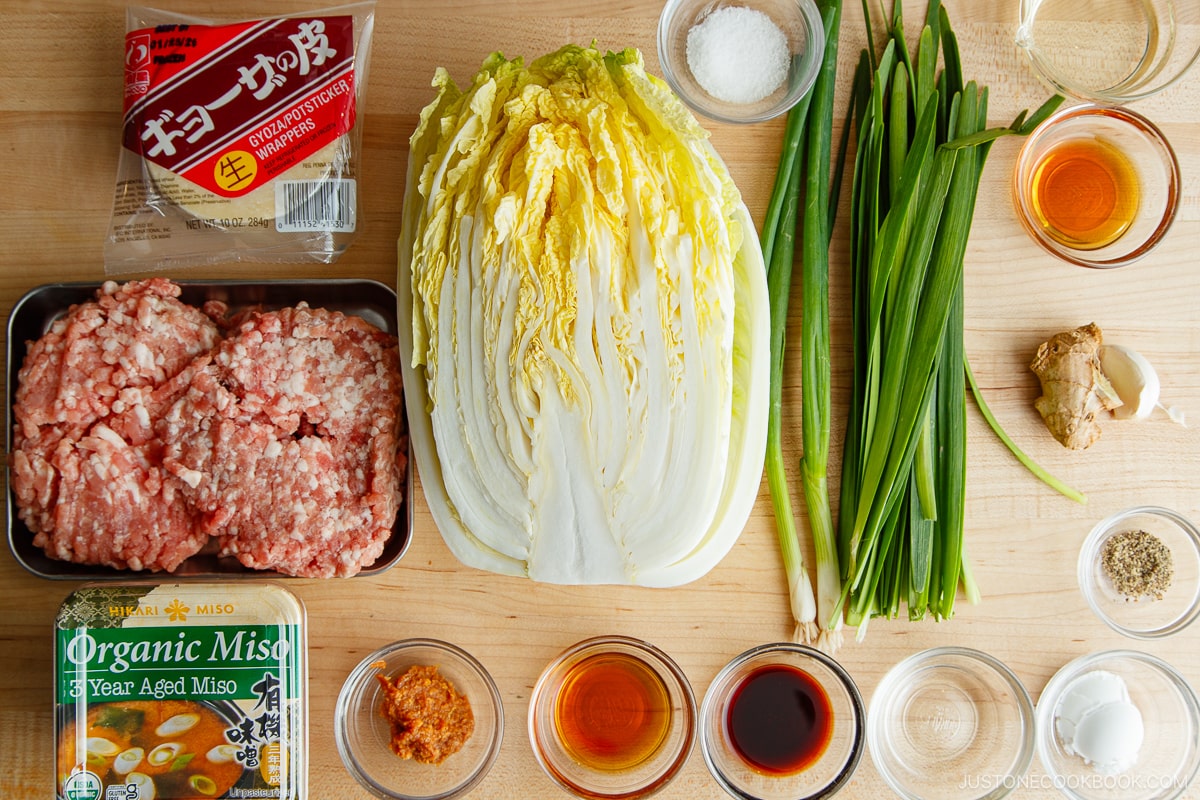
xmin=2 ymin=1 xmax=1199 ymax=798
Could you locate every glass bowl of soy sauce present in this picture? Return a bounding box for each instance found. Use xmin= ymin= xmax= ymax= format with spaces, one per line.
xmin=700 ymin=643 xmax=865 ymax=799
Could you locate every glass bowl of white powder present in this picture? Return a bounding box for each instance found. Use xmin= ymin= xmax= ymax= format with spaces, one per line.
xmin=657 ymin=0 xmax=825 ymax=124
xmin=1036 ymin=650 xmax=1200 ymax=800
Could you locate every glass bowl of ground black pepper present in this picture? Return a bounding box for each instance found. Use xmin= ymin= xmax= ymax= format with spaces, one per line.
xmin=657 ymin=0 xmax=825 ymax=124
xmin=335 ymin=639 xmax=504 ymax=800
xmin=1079 ymin=506 xmax=1200 ymax=640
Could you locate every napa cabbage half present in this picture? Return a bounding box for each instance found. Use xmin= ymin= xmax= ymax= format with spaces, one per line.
xmin=397 ymin=45 xmax=769 ymax=585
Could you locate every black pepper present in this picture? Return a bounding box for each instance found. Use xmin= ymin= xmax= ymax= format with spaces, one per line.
xmin=1100 ymin=529 xmax=1173 ymax=600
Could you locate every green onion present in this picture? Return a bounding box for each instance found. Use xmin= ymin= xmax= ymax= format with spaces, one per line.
xmin=798 ymin=0 xmax=844 ymax=650
xmin=764 ymin=97 xmax=818 ymax=642
xmin=762 ymin=0 xmax=842 ymax=646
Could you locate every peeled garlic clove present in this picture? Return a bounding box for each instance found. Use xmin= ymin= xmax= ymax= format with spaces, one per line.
xmin=114 ymin=747 xmax=145 ymax=775
xmin=1100 ymin=344 xmax=1160 ymax=421
xmin=155 ymin=712 xmax=199 ymax=737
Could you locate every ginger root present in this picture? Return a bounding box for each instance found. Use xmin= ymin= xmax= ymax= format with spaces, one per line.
xmin=1030 ymin=323 xmax=1123 ymax=450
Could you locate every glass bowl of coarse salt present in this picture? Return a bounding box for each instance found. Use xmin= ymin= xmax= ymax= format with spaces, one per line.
xmin=658 ymin=0 xmax=825 ymax=124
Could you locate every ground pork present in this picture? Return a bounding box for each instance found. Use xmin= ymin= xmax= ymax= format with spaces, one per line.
xmin=159 ymin=304 xmax=404 ymax=578
xmin=11 ymin=280 xmax=222 ymax=571
xmin=10 ymin=281 xmax=404 ymax=576
xmin=13 ymin=278 xmax=223 ymax=441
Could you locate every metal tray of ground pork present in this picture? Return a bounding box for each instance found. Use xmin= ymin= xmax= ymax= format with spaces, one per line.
xmin=4 ymin=279 xmax=413 ymax=580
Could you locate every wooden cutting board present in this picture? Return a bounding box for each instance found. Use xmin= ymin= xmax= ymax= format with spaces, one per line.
xmin=2 ymin=1 xmax=1198 ymax=797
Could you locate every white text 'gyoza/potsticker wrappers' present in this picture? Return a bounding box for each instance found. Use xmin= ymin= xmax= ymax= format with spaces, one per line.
xmin=397 ymin=45 xmax=768 ymax=585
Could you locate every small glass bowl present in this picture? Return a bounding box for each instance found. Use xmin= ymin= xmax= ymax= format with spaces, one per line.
xmin=868 ymin=647 xmax=1035 ymax=800
xmin=657 ymin=0 xmax=825 ymax=124
xmin=701 ymin=643 xmax=864 ymax=800
xmin=528 ymin=635 xmax=696 ymax=799
xmin=335 ymin=639 xmax=504 ymax=800
xmin=1079 ymin=506 xmax=1200 ymax=639
xmin=1036 ymin=650 xmax=1200 ymax=800
xmin=1012 ymin=103 xmax=1180 ymax=269
xmin=1015 ymin=0 xmax=1200 ymax=104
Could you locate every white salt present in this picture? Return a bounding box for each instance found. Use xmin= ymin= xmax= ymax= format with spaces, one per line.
xmin=685 ymin=6 xmax=790 ymax=105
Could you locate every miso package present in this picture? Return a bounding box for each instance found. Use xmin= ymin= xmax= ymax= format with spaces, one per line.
xmin=104 ymin=4 xmax=375 ymax=272
xmin=55 ymin=583 xmax=308 ymax=800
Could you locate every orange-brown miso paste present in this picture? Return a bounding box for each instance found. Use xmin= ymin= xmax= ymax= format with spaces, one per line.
xmin=376 ymin=665 xmax=474 ymax=764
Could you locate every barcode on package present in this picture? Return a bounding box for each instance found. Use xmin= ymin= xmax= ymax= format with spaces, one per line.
xmin=275 ymin=178 xmax=357 ymax=233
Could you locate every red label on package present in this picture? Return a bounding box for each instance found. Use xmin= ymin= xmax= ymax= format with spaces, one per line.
xmin=122 ymin=16 xmax=356 ymax=198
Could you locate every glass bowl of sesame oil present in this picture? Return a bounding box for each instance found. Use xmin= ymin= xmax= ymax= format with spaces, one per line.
xmin=1013 ymin=103 xmax=1180 ymax=268
xmin=528 ymin=636 xmax=697 ymax=798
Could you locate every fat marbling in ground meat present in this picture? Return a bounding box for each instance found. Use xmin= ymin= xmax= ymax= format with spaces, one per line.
xmin=11 ymin=280 xmax=405 ymax=577
xmin=159 ymin=303 xmax=405 ymax=578
xmin=11 ymin=279 xmax=224 ymax=570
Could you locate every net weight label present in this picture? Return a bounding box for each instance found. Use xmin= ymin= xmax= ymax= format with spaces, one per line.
xmin=185 ymin=216 xmax=271 ymax=231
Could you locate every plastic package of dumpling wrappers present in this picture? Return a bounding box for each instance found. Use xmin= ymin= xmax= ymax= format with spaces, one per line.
xmin=104 ymin=3 xmax=375 ymax=272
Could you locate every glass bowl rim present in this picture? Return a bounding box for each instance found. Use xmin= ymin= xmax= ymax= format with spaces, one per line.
xmin=334 ymin=637 xmax=505 ymax=800
xmin=699 ymin=641 xmax=866 ymax=800
xmin=1077 ymin=505 xmax=1200 ymax=639
xmin=867 ymin=645 xmax=1037 ymax=800
xmin=1034 ymin=648 xmax=1200 ymax=800
xmin=1011 ymin=102 xmax=1181 ymax=269
xmin=1020 ymin=45 xmax=1200 ymax=105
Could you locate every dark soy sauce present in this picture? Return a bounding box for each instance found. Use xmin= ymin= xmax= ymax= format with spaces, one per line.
xmin=726 ymin=663 xmax=833 ymax=774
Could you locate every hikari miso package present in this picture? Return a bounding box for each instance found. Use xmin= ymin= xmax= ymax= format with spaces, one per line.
xmin=55 ymin=583 xmax=308 ymax=800
xmin=104 ymin=4 xmax=375 ymax=272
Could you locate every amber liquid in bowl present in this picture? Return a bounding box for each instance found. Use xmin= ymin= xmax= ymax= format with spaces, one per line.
xmin=553 ymin=652 xmax=672 ymax=771
xmin=1028 ymin=136 xmax=1140 ymax=251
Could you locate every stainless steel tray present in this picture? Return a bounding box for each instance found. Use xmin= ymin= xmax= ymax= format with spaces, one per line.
xmin=5 ymin=279 xmax=412 ymax=580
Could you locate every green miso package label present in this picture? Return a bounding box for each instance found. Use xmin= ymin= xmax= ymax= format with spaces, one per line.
xmin=55 ymin=584 xmax=307 ymax=800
